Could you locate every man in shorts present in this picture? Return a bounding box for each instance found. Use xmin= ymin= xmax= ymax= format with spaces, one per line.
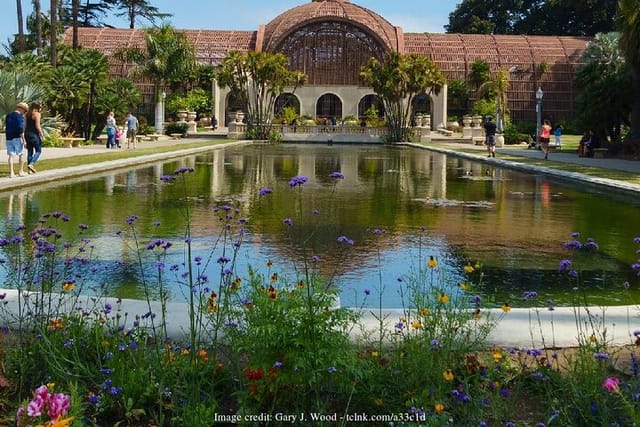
xmin=125 ymin=112 xmax=139 ymax=149
xmin=484 ymin=116 xmax=497 ymax=158
xmin=5 ymin=102 xmax=29 ymax=178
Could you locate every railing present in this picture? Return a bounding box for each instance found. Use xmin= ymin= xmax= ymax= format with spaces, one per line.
xmin=227 ymin=123 xmax=428 ymax=141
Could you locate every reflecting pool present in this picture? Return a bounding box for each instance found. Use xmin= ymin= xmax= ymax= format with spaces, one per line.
xmin=0 ymin=143 xmax=638 ymax=308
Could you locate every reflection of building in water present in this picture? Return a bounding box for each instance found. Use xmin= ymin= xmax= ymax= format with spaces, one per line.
xmin=6 ymin=192 xmax=25 ymax=221
xmin=105 ymin=174 xmax=115 ymax=195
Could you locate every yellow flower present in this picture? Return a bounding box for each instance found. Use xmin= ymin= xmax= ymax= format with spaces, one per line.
xmin=501 ymin=303 xmax=511 ymax=313
xmin=297 ymin=280 xmax=305 ymax=288
xmin=590 ymin=334 xmax=597 ymax=343
xmin=181 ymin=348 xmax=190 ymax=356
xmin=207 ymin=292 xmax=218 ymax=313
xmin=62 ymin=282 xmax=75 ymax=292
xmin=419 ymin=307 xmax=430 ymax=316
xmin=438 ymin=292 xmax=450 ymax=304
xmin=463 ymin=264 xmax=475 ymax=273
xmin=473 ymin=308 xmax=481 ymax=319
xmin=411 ymin=320 xmax=422 ymax=329
xmin=400 ymin=316 xmax=407 ymax=323
xmin=474 ymin=262 xmax=481 ymax=269
xmin=374 ymin=398 xmax=384 ymax=406
xmin=427 ymin=256 xmax=438 ymax=269
xmin=443 ymin=369 xmax=454 ymax=381
xmin=434 ymin=403 xmax=445 ymax=414
xmin=459 ymin=282 xmax=469 ymax=290
xmin=45 ymin=417 xmax=75 ymax=427
xmin=371 ymin=351 xmax=379 ymax=357
xmin=492 ymin=350 xmax=503 ymax=362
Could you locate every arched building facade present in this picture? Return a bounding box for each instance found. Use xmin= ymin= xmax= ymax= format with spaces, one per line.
xmin=63 ymin=0 xmax=590 ymax=128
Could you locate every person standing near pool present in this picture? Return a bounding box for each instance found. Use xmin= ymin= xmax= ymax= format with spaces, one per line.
xmin=25 ymin=101 xmax=44 ymax=174
xmin=5 ymin=102 xmax=28 ymax=178
xmin=539 ymin=119 xmax=552 ymax=160
xmin=484 ymin=115 xmax=497 ymax=158
xmin=125 ymin=112 xmax=138 ymax=149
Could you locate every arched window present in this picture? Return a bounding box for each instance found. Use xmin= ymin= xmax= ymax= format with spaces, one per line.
xmin=412 ymin=93 xmax=432 ymax=116
xmin=316 ymin=93 xmax=342 ymax=119
xmin=274 ymin=93 xmax=301 ymax=117
xmin=276 ymin=21 xmax=386 ymax=86
xmin=358 ymin=94 xmax=385 ymax=119
xmin=225 ymin=91 xmax=247 ymax=126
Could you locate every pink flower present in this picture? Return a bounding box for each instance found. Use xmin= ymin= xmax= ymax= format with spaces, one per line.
xmin=48 ymin=393 xmax=71 ymax=419
xmin=26 ymin=395 xmax=45 ymax=417
xmin=34 ymin=384 xmax=50 ymax=400
xmin=602 ymin=376 xmax=620 ymax=392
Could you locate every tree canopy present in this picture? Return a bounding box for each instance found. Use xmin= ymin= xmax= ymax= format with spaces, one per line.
xmin=360 ymin=52 xmax=445 ymax=143
xmin=446 ymin=0 xmax=617 ymax=36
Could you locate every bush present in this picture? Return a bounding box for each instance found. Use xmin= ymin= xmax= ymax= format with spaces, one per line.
xmin=503 ymin=124 xmax=532 ymax=145
xmin=164 ymin=122 xmax=188 ymax=136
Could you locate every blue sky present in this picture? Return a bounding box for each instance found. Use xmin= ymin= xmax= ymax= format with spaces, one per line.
xmin=2 ymin=0 xmax=460 ymax=52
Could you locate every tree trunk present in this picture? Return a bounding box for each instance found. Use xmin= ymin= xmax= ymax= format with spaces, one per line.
xmin=50 ymin=0 xmax=57 ymax=67
xmin=16 ymin=0 xmax=26 ymax=53
xmin=72 ymin=0 xmax=79 ymax=49
xmin=630 ymin=68 xmax=640 ymax=143
xmin=34 ymin=0 xmax=42 ymax=55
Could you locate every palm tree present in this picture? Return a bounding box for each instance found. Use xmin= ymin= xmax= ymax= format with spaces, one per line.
xmin=50 ymin=0 xmax=57 ymax=66
xmin=106 ymin=0 xmax=171 ymax=29
xmin=477 ymin=69 xmax=509 ymax=131
xmin=73 ymin=49 xmax=109 ymax=139
xmin=618 ymin=0 xmax=640 ymax=143
xmin=0 ymin=70 xmax=45 ymax=122
xmin=116 ymin=24 xmax=196 ymax=133
xmin=16 ymin=0 xmax=26 ymax=53
xmin=33 ymin=0 xmax=42 ymax=55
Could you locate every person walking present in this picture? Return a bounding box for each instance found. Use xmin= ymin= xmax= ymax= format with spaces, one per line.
xmin=484 ymin=115 xmax=497 ymax=158
xmin=5 ymin=102 xmax=28 ymax=178
xmin=125 ymin=112 xmax=139 ymax=149
xmin=539 ymin=119 xmax=552 ymax=159
xmin=554 ymin=125 xmax=563 ymax=148
xmin=25 ymin=101 xmax=44 ymax=174
xmin=106 ymin=111 xmax=117 ymax=149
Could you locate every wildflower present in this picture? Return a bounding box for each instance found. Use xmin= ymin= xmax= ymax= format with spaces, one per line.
xmin=273 ymin=361 xmax=283 ymax=368
xmin=327 ymin=366 xmax=337 ymax=373
xmin=443 ymin=369 xmax=454 ymax=381
xmin=258 ymin=187 xmax=272 ymax=196
xmin=602 ymin=376 xmax=620 ymax=392
xmin=364 ymin=288 xmax=371 ymax=296
xmin=459 ymin=282 xmax=470 ymax=290
xmin=434 ymin=403 xmax=444 ymax=413
xmin=492 ymin=350 xmax=503 ymax=362
xmin=283 ymin=217 xmax=293 ymax=226
xmin=463 ymin=263 xmax=475 ymax=273
xmin=198 ymin=349 xmax=208 ymax=361
xmin=427 ymin=256 xmax=438 ymax=268
xmin=558 ymin=259 xmax=572 ymax=272
xmin=62 ymin=281 xmax=75 ymax=292
xmin=329 ymin=171 xmax=345 ymax=179
xmin=268 ymin=286 xmax=278 ymax=299
xmin=501 ymin=303 xmax=511 ymax=313
xmin=419 ymin=307 xmax=429 ymax=316
xmin=337 ymin=235 xmax=354 ymax=245
xmin=437 ymin=292 xmax=450 ymax=303
xmin=411 ymin=320 xmax=422 ymax=329
xmin=288 ymin=175 xmax=308 ymax=187
xmin=594 ymin=352 xmax=609 ymax=360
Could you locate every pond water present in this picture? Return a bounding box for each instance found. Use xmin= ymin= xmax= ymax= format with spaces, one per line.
xmin=0 ymin=143 xmax=639 ymax=308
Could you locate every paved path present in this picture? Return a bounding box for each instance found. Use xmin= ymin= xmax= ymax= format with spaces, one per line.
xmin=0 ymin=135 xmax=638 ymax=348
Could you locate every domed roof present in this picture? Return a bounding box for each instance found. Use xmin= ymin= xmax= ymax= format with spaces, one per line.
xmin=261 ymin=0 xmax=398 ymax=52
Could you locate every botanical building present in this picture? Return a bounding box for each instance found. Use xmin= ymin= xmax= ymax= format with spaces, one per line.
xmin=63 ymin=0 xmax=590 ymax=127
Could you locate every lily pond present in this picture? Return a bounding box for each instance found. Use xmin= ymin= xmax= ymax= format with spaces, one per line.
xmin=0 ymin=143 xmax=638 ymax=308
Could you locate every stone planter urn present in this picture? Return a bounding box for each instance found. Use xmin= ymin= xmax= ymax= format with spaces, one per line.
xmin=177 ymin=111 xmax=188 ymax=122
xmin=415 ymin=113 xmax=423 ymax=127
xmin=462 ymin=115 xmax=472 ymax=128
xmin=422 ymin=114 xmax=431 ymax=129
xmin=187 ymin=111 xmax=197 ymax=122
xmin=235 ymin=111 xmax=245 ymax=124
xmin=472 ymin=115 xmax=483 ymax=127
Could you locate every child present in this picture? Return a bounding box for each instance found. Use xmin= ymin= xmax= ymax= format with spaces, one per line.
xmin=115 ymin=127 xmax=123 ymax=149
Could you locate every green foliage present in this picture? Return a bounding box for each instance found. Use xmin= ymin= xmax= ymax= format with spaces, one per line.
xmin=360 ymin=51 xmax=445 ymax=142
xmin=470 ymin=98 xmax=497 ymax=118
xmin=503 ymin=123 xmax=532 ymax=145
xmin=468 ymin=60 xmax=491 ymax=90
xmin=166 ymin=88 xmax=211 ymax=119
xmin=279 ymin=106 xmax=299 ymax=124
xmin=216 ymin=51 xmax=305 ymax=140
xmin=164 ymin=122 xmax=188 ymax=136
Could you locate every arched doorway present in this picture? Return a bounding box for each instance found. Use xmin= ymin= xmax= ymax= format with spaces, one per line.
xmin=316 ymin=93 xmax=342 ymax=120
xmin=358 ymin=94 xmax=385 ymax=121
xmin=274 ymin=93 xmax=301 ymax=117
xmin=225 ymin=91 xmax=247 ymax=126
xmin=411 ymin=92 xmax=432 ymax=124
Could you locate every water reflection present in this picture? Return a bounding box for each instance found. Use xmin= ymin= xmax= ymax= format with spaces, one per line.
xmin=0 ymin=144 xmax=637 ymax=308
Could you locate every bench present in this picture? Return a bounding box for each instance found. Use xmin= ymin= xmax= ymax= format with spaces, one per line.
xmin=437 ymin=129 xmax=453 ymax=136
xmin=144 ymin=134 xmax=163 ymax=141
xmin=169 ymin=133 xmax=183 ymax=140
xmin=61 ymin=137 xmax=85 ymax=148
xmin=592 ymin=148 xmax=607 ymax=159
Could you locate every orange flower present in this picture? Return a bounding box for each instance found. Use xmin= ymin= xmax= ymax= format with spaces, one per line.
xmin=443 ymin=369 xmax=454 ymax=381
xmin=419 ymin=308 xmax=430 ymax=316
xmin=207 ymin=292 xmax=218 ymax=313
xmin=427 ymin=256 xmax=438 ymax=268
xmin=62 ymin=281 xmax=75 ymax=292
xmin=434 ymin=403 xmax=445 ymax=413
xmin=266 ymin=260 xmax=273 ymax=267
xmin=47 ymin=318 xmax=64 ymax=331
xmin=198 ymin=349 xmax=208 ymax=361
xmin=45 ymin=417 xmax=75 ymax=427
xmin=492 ymin=350 xmax=503 ymax=362
xmin=411 ymin=320 xmax=422 ymax=330
xmin=501 ymin=303 xmax=511 ymax=313
xmin=270 ymin=273 xmax=278 ymax=282
xmin=268 ymin=286 xmax=278 ymax=300
xmin=438 ymin=292 xmax=450 ymax=304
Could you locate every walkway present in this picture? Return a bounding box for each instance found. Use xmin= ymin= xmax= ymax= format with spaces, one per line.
xmin=0 ymin=134 xmax=638 ymax=348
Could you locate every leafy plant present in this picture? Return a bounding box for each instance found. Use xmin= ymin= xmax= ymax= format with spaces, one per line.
xmin=164 ymin=122 xmax=188 ymax=136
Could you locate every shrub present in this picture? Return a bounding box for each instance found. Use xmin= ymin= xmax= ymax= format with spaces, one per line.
xmin=164 ymin=122 xmax=188 ymax=136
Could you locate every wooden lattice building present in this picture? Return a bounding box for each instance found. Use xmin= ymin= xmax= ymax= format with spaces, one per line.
xmin=62 ymin=0 xmax=590 ymax=128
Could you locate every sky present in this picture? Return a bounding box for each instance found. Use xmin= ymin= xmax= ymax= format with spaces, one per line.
xmin=1 ymin=0 xmax=461 ymax=52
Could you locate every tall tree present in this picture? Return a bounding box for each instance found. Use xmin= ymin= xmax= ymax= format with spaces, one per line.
xmin=216 ymin=51 xmax=305 ymax=140
xmin=106 ymin=0 xmax=171 ymax=29
xmin=618 ymin=0 xmax=640 ymax=144
xmin=360 ymin=52 xmax=445 ymax=143
xmin=34 ymin=0 xmax=42 ymax=54
xmin=116 ymin=25 xmax=196 ymax=132
xmin=16 ymin=0 xmax=27 ymax=53
xmin=50 ymin=0 xmax=57 ymax=66
xmin=71 ymin=0 xmax=79 ymax=48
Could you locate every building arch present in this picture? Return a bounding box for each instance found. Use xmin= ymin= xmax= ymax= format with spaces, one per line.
xmin=316 ymin=93 xmax=343 ymax=119
xmin=412 ymin=93 xmax=432 ymax=121
xmin=224 ymin=91 xmax=247 ymax=126
xmin=358 ymin=94 xmax=385 ymax=119
xmin=274 ymin=93 xmax=301 ymax=117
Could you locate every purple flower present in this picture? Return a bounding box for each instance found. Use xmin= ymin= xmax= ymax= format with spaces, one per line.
xmin=558 ymin=259 xmax=572 ymax=272
xmin=337 ymin=235 xmax=354 ymax=245
xmin=288 ymin=175 xmax=308 ymax=188
xmin=259 ymin=187 xmax=272 ymax=196
xmin=125 ymin=215 xmax=138 ymax=225
xmin=364 ymin=289 xmax=371 ymax=296
xmin=329 ymin=171 xmax=344 ymax=179
xmin=594 ymin=352 xmax=609 ymax=360
xmin=100 ymin=368 xmax=114 ymax=375
xmin=327 ymin=366 xmax=337 ymax=373
xmin=283 ymin=217 xmax=293 ymax=226
xmin=273 ymin=361 xmax=283 ymax=368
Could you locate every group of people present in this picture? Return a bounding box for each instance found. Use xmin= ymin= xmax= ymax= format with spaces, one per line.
xmin=106 ymin=111 xmax=139 ymax=149
xmin=484 ymin=115 xmax=566 ymax=160
xmin=5 ymin=101 xmax=44 ymax=178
